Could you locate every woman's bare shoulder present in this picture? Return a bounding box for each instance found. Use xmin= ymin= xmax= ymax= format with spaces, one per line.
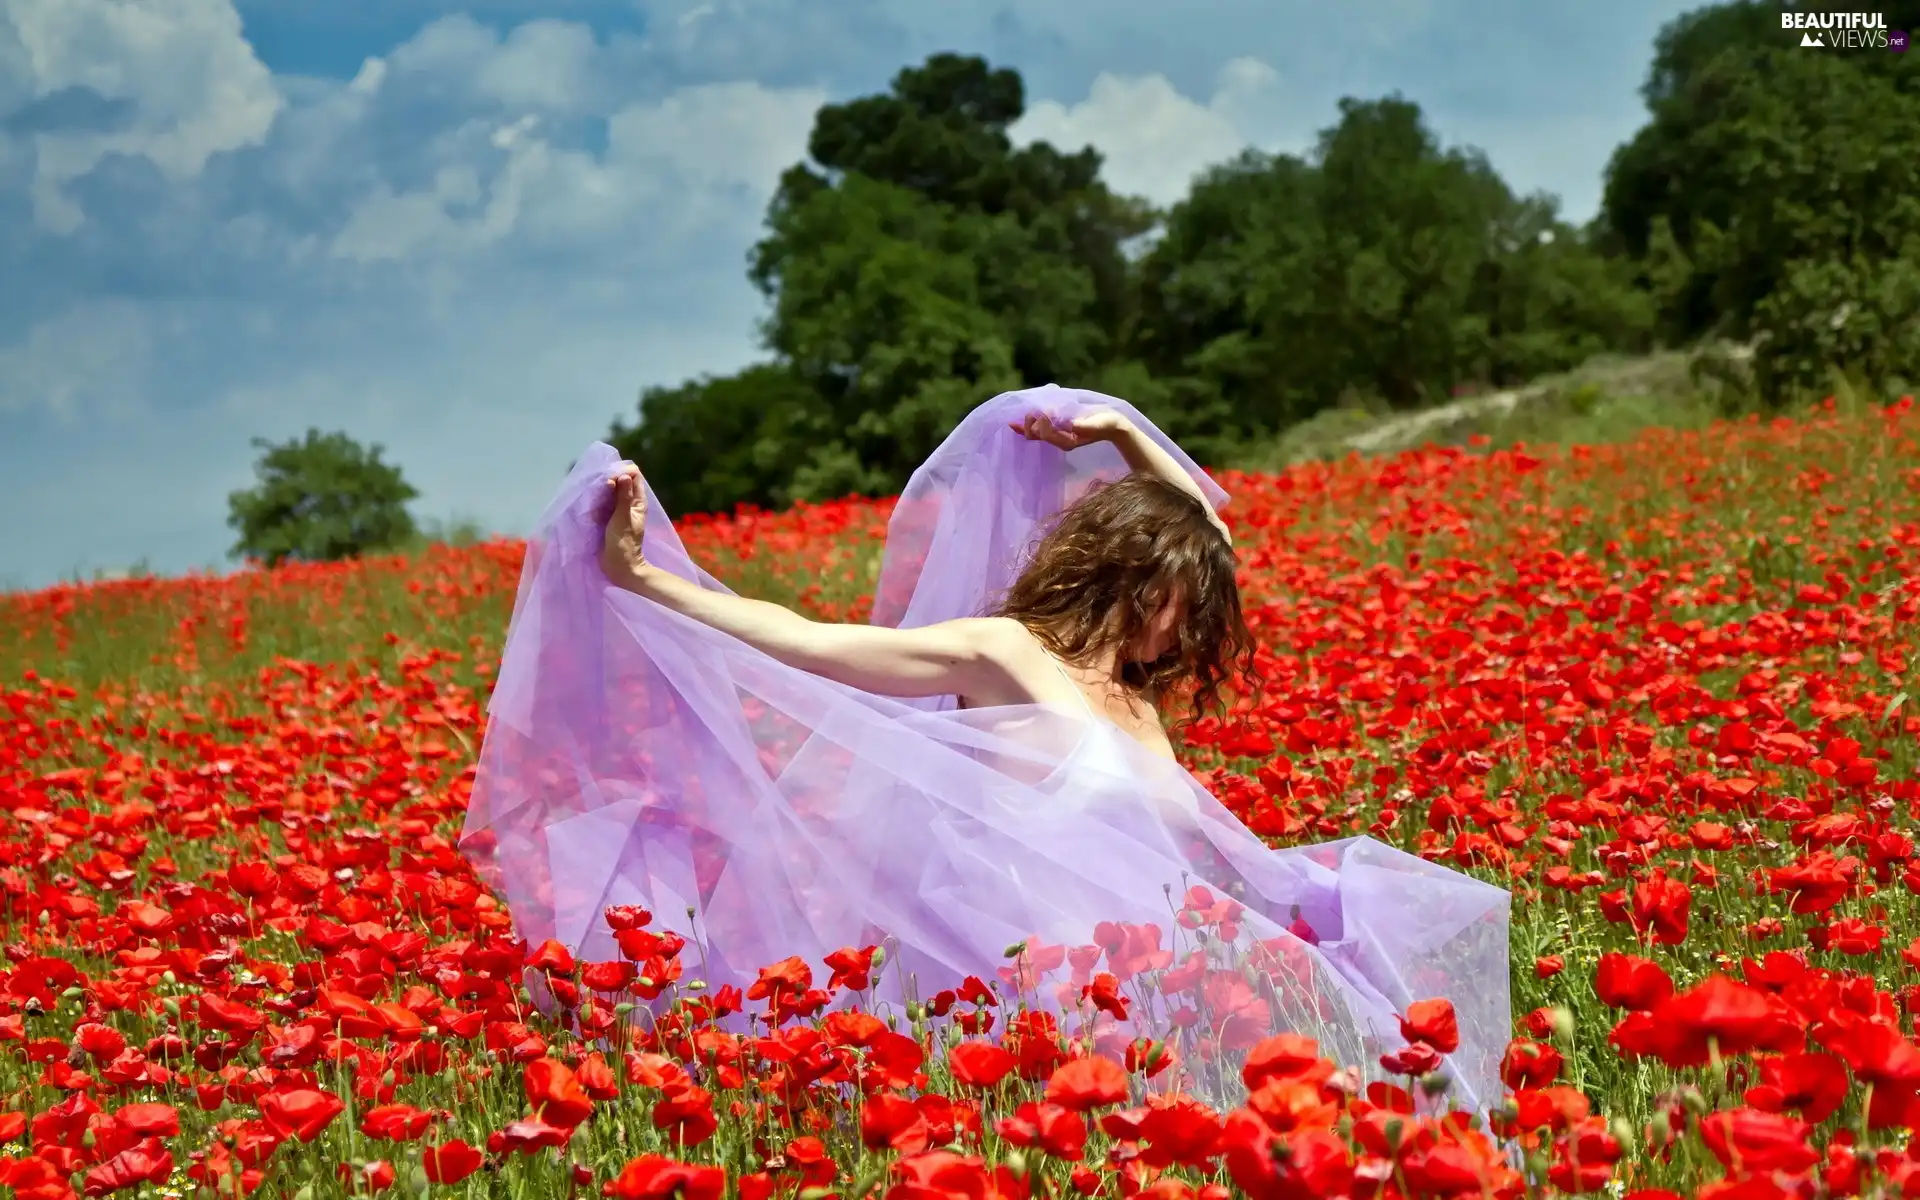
xmin=945 ymin=616 xmax=1041 ymax=660
xmin=1118 ymin=702 xmax=1179 ymax=760
xmin=943 ymin=618 xmax=1058 ymax=705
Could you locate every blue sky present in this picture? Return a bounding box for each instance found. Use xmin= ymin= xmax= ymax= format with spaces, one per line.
xmin=0 ymin=0 xmax=1700 ymax=589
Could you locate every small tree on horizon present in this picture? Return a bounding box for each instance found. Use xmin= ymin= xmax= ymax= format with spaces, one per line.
xmin=227 ymin=429 xmax=420 ymax=567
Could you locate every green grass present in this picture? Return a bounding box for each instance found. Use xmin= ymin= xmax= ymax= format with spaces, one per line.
xmin=1232 ymin=345 xmax=1774 ymax=471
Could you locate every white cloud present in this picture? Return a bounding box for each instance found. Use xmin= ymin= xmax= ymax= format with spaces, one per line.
xmin=0 ymin=0 xmax=1695 ymax=588
xmin=313 ymin=17 xmax=824 ymax=266
xmin=383 ymin=15 xmax=500 ymax=83
xmin=476 ymin=21 xmax=603 ymax=110
xmin=605 ymin=81 xmax=824 ymax=189
xmin=0 ymin=301 xmax=158 ymax=419
xmin=1 ymin=0 xmax=280 ymax=231
xmin=385 ymin=15 xmax=606 ymax=113
xmin=325 ymin=72 xmax=824 ymax=262
xmin=0 ymin=5 xmax=834 ymax=585
xmin=1012 ymin=57 xmax=1279 ymax=206
xmin=329 ymin=123 xmax=541 ymax=263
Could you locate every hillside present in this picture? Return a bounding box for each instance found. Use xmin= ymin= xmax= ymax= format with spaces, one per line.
xmin=1234 ymin=343 xmax=1764 ymax=470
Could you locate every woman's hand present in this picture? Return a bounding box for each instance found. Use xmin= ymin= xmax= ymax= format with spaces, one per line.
xmin=1009 ymin=409 xmax=1132 ymax=450
xmin=594 ymin=460 xmax=1024 ymax=696
xmin=601 ymin=463 xmax=649 ymax=584
xmin=1016 ymin=405 xmax=1234 ymax=546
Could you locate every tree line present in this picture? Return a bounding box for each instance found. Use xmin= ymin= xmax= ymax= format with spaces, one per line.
xmin=222 ymin=0 xmax=1920 ymax=567
xmin=606 ymin=0 xmax=1920 ymax=519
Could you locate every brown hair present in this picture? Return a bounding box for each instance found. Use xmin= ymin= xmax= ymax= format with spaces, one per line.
xmin=990 ymin=473 xmax=1259 ymax=732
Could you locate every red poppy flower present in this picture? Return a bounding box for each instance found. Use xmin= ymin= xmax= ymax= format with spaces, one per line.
xmin=1594 ymin=952 xmax=1674 ymax=1010
xmin=422 ymin=1140 xmax=484 ymax=1185
xmin=360 ymin=1103 xmax=434 ymax=1141
xmin=947 ymin=1042 xmax=1017 ymax=1089
xmin=524 ymin=1058 xmax=594 ymax=1128
xmin=1398 ymin=998 xmax=1460 ymax=1054
xmin=1045 ymin=1056 xmax=1130 ymax=1112
xmin=995 ymin=1100 xmax=1088 ymax=1160
xmin=604 ymin=1155 xmax=727 ymax=1200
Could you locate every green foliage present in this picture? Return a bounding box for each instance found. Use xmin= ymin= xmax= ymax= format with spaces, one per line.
xmin=608 ymin=365 xmax=830 ymax=516
xmin=1236 ymin=348 xmax=1746 ymax=471
xmin=604 ymin=15 xmax=1917 ymax=518
xmin=226 ymin=429 xmax=420 ymax=567
xmin=404 ymin=514 xmax=488 ymax=553
xmin=1601 ymin=0 xmax=1920 ymax=399
xmin=736 ymin=54 xmax=1152 ymax=500
xmin=1134 ymin=100 xmax=1651 ymax=436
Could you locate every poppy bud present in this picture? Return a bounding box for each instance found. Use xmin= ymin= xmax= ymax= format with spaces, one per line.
xmin=1545 ymin=1006 xmax=1575 ymax=1042
xmin=1003 ymin=941 xmax=1027 ymax=959
xmin=1004 ymin=1151 xmax=1030 ymax=1178
xmin=1418 ymin=1070 xmax=1452 ymax=1097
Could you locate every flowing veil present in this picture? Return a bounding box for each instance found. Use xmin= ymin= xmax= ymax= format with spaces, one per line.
xmin=461 ymin=385 xmax=1512 ymax=1112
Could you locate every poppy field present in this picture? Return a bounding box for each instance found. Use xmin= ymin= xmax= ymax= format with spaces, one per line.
xmin=4 ymin=397 xmax=1920 ymax=1199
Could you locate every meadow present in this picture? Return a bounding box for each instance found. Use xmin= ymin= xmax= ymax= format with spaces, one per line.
xmin=2 ymin=395 xmax=1919 ymax=1198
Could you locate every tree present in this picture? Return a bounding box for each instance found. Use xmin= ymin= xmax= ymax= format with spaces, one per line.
xmin=1133 ymin=97 xmax=1648 ymax=434
xmin=1469 ymin=196 xmax=1656 ymax=385
xmin=607 ymin=365 xmax=829 ymax=517
xmin=609 ymin=53 xmax=1161 ymax=513
xmin=741 ymin=53 xmax=1153 ymax=500
xmin=607 ymin=52 xmax=1669 ymax=519
xmin=1707 ymin=47 xmax=1920 ymax=398
xmin=1308 ymin=96 xmax=1514 ymax=409
xmin=1132 ymin=149 xmax=1326 ymax=430
xmin=227 ymin=429 xmax=419 ymax=567
xmin=1601 ymin=0 xmax=1920 ymax=380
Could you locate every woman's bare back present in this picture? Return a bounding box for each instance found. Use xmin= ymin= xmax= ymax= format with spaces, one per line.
xmin=956 ymin=618 xmax=1178 ymax=761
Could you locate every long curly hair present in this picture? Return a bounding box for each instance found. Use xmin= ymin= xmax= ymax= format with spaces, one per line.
xmin=989 ymin=473 xmax=1259 ymax=731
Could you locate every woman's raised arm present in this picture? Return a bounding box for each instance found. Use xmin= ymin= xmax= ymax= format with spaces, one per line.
xmin=618 ymin=565 xmax=1018 ymax=696
xmin=1012 ymin=410 xmax=1233 ymax=546
xmin=600 ymin=465 xmax=1017 ymax=697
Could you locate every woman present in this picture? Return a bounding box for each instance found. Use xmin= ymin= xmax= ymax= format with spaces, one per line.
xmin=597 ymin=406 xmax=1246 ymax=763
xmin=464 ymin=385 xmax=1509 ymax=1109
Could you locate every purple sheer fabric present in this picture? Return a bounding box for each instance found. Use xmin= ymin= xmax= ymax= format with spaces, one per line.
xmin=462 ymin=385 xmax=1511 ymax=1112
